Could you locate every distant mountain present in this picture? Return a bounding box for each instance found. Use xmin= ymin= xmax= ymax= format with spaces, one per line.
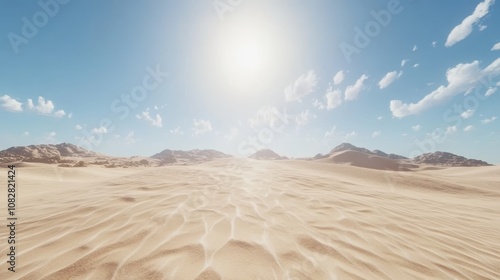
xmin=413 ymin=152 xmax=491 ymax=167
xmin=248 ymin=149 xmax=283 ymax=160
xmin=326 ymin=143 xmax=408 ymax=160
xmin=150 ymin=149 xmax=231 ymax=165
xmin=0 ymin=143 xmax=99 ymax=163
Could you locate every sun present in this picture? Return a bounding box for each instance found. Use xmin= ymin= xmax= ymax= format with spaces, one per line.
xmin=220 ymin=33 xmax=269 ymax=86
xmin=232 ymin=41 xmax=263 ymax=74
xmin=203 ymin=17 xmax=295 ymax=98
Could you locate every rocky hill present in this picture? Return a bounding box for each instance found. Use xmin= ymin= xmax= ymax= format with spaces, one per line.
xmin=0 ymin=143 xmax=100 ymax=163
xmin=248 ymin=149 xmax=283 ymax=160
xmin=150 ymin=149 xmax=231 ymax=165
xmin=326 ymin=143 xmax=408 ymax=160
xmin=412 ymin=152 xmax=491 ymax=167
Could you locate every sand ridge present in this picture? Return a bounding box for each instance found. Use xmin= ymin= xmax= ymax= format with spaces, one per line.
xmin=0 ymin=158 xmax=499 ymax=279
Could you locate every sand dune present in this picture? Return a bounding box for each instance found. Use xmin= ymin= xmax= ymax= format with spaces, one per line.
xmin=320 ymin=150 xmax=418 ymax=171
xmin=1 ymin=159 xmax=499 ymax=279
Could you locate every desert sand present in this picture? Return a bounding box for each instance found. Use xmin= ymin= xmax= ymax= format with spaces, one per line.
xmin=1 ymin=158 xmax=499 ymax=279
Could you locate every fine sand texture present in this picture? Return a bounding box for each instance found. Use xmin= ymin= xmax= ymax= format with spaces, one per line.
xmin=1 ymin=158 xmax=499 ymax=279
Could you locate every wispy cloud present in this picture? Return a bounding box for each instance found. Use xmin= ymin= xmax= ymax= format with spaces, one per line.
xmin=390 ymin=58 xmax=500 ymax=118
xmin=485 ymin=87 xmax=497 ymax=96
xmin=412 ymin=45 xmax=417 ymax=51
xmin=248 ymin=106 xmax=289 ymax=130
xmin=192 ymin=119 xmax=212 ymax=135
xmin=295 ymin=110 xmax=315 ymax=126
xmin=0 ymin=95 xmax=23 ymax=112
xmin=491 ymin=42 xmax=500 ymax=51
xmin=401 ymin=59 xmax=408 ymax=67
xmin=412 ymin=125 xmax=421 ymax=132
xmin=460 ymin=109 xmax=475 ymax=119
xmin=378 ymin=71 xmax=401 ymax=89
xmin=136 ymin=109 xmax=162 ymax=127
xmin=333 ymin=70 xmax=345 ymax=85
xmin=413 ymin=63 xmax=420 ymax=68
xmin=224 ymin=127 xmax=238 ymax=141
xmin=464 ymin=125 xmax=474 ymax=132
xmin=170 ymin=127 xmax=184 ymax=135
xmin=481 ymin=116 xmax=497 ymax=124
xmin=326 ymin=88 xmax=342 ymax=110
xmin=92 ymin=126 xmax=108 ymax=134
xmin=345 ymin=74 xmax=368 ymax=101
xmin=445 ymin=0 xmax=495 ymax=47
xmin=312 ymin=99 xmax=325 ymax=110
xmin=284 ymin=70 xmax=318 ymax=102
xmin=372 ymin=130 xmax=381 ymax=138
xmin=124 ymin=131 xmax=136 ymax=145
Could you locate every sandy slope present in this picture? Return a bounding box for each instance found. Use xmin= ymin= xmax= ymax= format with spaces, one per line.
xmin=1 ymin=159 xmax=499 ymax=279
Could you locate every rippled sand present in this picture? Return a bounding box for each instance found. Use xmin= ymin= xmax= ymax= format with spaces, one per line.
xmin=1 ymin=159 xmax=499 ymax=279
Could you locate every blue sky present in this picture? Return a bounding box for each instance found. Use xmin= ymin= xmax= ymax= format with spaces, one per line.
xmin=0 ymin=0 xmax=499 ymax=163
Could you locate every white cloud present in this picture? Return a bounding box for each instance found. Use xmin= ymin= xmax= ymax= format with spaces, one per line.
xmin=481 ymin=116 xmax=497 ymax=124
xmin=390 ymin=58 xmax=500 ymax=118
xmin=401 ymin=59 xmax=408 ymax=67
xmin=136 ymin=109 xmax=162 ymax=127
xmin=124 ymin=131 xmax=136 ymax=145
xmin=460 ymin=109 xmax=475 ymax=119
xmin=248 ymin=106 xmax=290 ymax=130
xmin=464 ymin=125 xmax=474 ymax=132
xmin=68 ymin=112 xmax=73 ymax=119
xmin=23 ymin=131 xmax=30 ymax=136
xmin=312 ymin=99 xmax=325 ymax=110
xmin=324 ymin=126 xmax=357 ymax=141
xmin=224 ymin=127 xmax=238 ymax=141
xmin=485 ymin=87 xmax=497 ymax=96
xmin=284 ymin=70 xmax=318 ymax=102
xmin=372 ymin=130 xmax=381 ymax=138
xmin=378 ymin=71 xmax=399 ymax=89
xmin=27 ymin=96 xmax=65 ymax=118
xmin=412 ymin=45 xmax=417 ymax=51
xmin=344 ymin=74 xmax=368 ymax=101
xmin=479 ymin=24 xmax=487 ymax=31
xmin=432 ymin=41 xmax=437 ymax=47
xmin=412 ymin=125 xmax=421 ymax=132
xmin=92 ymin=126 xmax=108 ymax=134
xmin=377 ymin=116 xmax=383 ymax=120
xmin=295 ymin=110 xmax=315 ymax=126
xmin=345 ymin=131 xmax=357 ymax=138
xmin=445 ymin=125 xmax=457 ymax=135
xmin=75 ymin=125 xmax=82 ymax=130
xmin=192 ymin=119 xmax=212 ymax=135
xmin=0 ymin=95 xmax=23 ymax=112
xmin=491 ymin=42 xmax=500 ymax=51
xmin=324 ymin=126 xmax=337 ymax=140
xmin=326 ymin=88 xmax=343 ymax=110
xmin=170 ymin=127 xmax=184 ymax=135
xmin=413 ymin=63 xmax=420 ymax=68
xmin=333 ymin=70 xmax=345 ymax=85
xmin=445 ymin=0 xmax=494 ymax=47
